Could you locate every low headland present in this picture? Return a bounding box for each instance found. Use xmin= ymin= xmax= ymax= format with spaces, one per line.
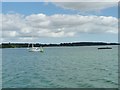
xmin=0 ymin=42 xmax=119 ymax=48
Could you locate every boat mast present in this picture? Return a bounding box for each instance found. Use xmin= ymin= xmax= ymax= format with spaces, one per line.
xmin=32 ymin=43 xmax=34 ymax=48
xmin=32 ymin=35 xmax=34 ymax=48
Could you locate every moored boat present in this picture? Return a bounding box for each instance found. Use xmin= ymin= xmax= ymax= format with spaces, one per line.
xmin=29 ymin=43 xmax=44 ymax=52
xmin=98 ymin=47 xmax=112 ymax=50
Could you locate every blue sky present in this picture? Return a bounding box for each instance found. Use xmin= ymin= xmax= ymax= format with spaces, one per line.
xmin=2 ymin=2 xmax=118 ymax=43
xmin=2 ymin=2 xmax=118 ymax=17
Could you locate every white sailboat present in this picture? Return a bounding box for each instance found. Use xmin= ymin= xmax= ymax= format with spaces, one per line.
xmin=29 ymin=43 xmax=44 ymax=52
xmin=28 ymin=35 xmax=44 ymax=52
xmin=27 ymin=43 xmax=30 ymax=49
xmin=40 ymin=46 xmax=44 ymax=52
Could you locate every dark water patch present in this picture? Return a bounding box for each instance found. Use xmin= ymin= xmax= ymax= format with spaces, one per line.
xmin=76 ymin=82 xmax=94 ymax=88
xmin=89 ymin=78 xmax=118 ymax=86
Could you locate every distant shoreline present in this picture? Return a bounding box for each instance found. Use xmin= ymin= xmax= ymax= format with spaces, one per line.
xmin=0 ymin=42 xmax=119 ymax=48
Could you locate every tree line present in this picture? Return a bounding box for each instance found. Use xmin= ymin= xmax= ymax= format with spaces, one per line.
xmin=0 ymin=42 xmax=119 ymax=48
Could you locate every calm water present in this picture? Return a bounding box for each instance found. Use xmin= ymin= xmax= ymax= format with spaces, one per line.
xmin=2 ymin=46 xmax=118 ymax=88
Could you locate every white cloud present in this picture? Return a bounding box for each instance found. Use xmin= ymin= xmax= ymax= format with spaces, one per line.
xmin=2 ymin=14 xmax=25 ymax=31
xmin=1 ymin=13 xmax=118 ymax=42
xmin=44 ymin=0 xmax=119 ymax=12
xmin=52 ymin=2 xmax=117 ymax=12
xmin=2 ymin=31 xmax=19 ymax=37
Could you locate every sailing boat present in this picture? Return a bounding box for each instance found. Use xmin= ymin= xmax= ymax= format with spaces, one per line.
xmin=28 ymin=34 xmax=44 ymax=52
xmin=29 ymin=43 xmax=44 ymax=52
xmin=40 ymin=46 xmax=44 ymax=52
xmin=27 ymin=43 xmax=30 ymax=49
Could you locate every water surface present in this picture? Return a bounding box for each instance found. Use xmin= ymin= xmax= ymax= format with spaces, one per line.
xmin=2 ymin=46 xmax=118 ymax=88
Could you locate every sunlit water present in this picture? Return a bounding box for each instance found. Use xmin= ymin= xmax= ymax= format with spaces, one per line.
xmin=2 ymin=46 xmax=118 ymax=88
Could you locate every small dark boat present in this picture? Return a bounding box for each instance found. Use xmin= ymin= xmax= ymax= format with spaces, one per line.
xmin=98 ymin=47 xmax=112 ymax=50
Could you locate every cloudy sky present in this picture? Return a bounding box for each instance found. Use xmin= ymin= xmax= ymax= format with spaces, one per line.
xmin=1 ymin=1 xmax=118 ymax=43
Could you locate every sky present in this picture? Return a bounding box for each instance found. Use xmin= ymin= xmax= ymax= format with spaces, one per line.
xmin=1 ymin=1 xmax=118 ymax=43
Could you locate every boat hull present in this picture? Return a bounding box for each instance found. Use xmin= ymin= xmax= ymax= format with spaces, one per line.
xmin=98 ymin=47 xmax=112 ymax=50
xmin=29 ymin=47 xmax=42 ymax=52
